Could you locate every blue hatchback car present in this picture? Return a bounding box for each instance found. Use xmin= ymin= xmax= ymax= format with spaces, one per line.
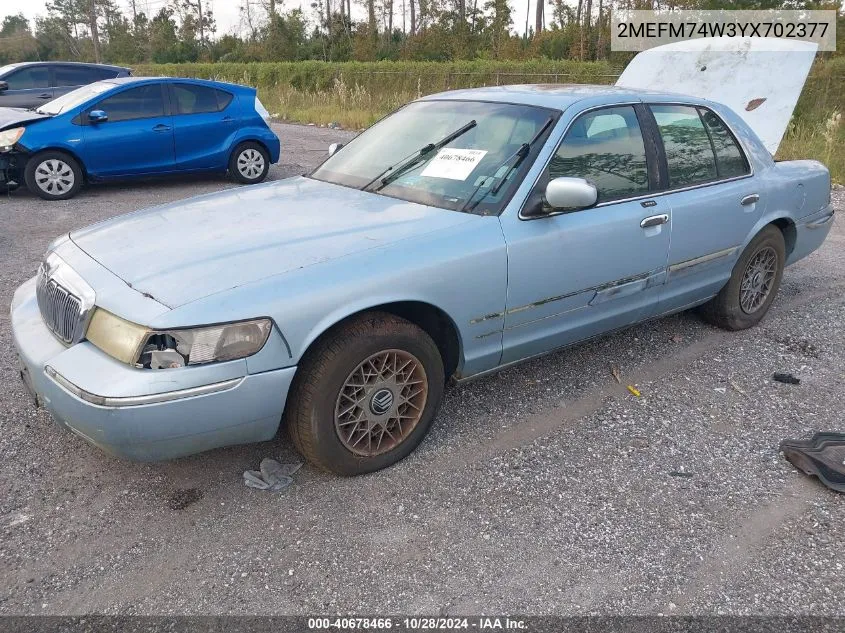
xmin=0 ymin=76 xmax=281 ymax=200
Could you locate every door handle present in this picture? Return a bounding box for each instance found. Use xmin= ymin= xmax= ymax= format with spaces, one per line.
xmin=152 ymin=124 xmax=171 ymax=132
xmin=37 ymin=94 xmax=51 ymax=99
xmin=741 ymin=194 xmax=760 ymax=206
xmin=222 ymin=116 xmax=234 ymax=122
xmin=640 ymin=214 xmax=669 ymax=228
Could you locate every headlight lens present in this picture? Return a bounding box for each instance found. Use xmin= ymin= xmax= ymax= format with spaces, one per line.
xmin=0 ymin=127 xmax=25 ymax=151
xmin=86 ymin=308 xmax=272 ymax=369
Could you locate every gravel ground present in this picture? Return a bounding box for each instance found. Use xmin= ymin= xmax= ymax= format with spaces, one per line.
xmin=0 ymin=122 xmax=843 ymax=616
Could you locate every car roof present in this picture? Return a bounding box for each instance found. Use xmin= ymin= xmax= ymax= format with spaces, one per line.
xmin=419 ymin=84 xmax=703 ymax=110
xmin=100 ymin=76 xmax=247 ymax=91
xmin=5 ymin=61 xmax=130 ymax=72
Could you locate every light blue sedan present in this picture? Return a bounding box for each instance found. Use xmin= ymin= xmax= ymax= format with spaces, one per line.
xmin=11 ymin=83 xmax=834 ymax=475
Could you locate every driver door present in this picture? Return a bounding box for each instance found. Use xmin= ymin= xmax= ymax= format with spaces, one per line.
xmin=499 ymin=104 xmax=672 ymax=363
xmin=80 ymin=82 xmax=175 ymax=177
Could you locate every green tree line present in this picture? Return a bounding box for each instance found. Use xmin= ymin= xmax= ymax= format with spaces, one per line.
xmin=1 ymin=0 xmax=842 ymax=65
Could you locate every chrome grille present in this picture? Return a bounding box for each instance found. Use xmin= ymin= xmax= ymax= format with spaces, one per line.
xmin=37 ymin=266 xmax=82 ymax=344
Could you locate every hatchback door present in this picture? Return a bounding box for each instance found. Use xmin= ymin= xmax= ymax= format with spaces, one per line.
xmin=80 ymin=82 xmax=175 ymax=177
xmin=647 ymin=104 xmax=760 ymax=314
xmin=499 ymin=104 xmax=671 ymax=364
xmin=0 ymin=66 xmax=52 ymax=109
xmin=169 ymin=82 xmax=236 ymax=171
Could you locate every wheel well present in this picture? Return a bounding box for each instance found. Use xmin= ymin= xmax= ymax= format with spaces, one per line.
xmin=230 ymin=138 xmax=270 ymax=161
xmin=305 ymin=302 xmax=462 ymax=380
xmin=770 ymin=218 xmax=797 ymax=256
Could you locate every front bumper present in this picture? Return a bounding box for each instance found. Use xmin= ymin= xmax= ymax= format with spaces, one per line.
xmin=11 ymin=277 xmax=296 ymax=461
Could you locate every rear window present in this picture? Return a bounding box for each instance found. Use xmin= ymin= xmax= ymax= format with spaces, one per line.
xmin=54 ymin=65 xmax=118 ymax=87
xmin=650 ymin=105 xmax=718 ymax=188
xmin=698 ymin=108 xmax=750 ymax=179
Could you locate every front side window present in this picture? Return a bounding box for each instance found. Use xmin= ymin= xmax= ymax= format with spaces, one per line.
xmin=95 ymin=84 xmax=165 ymax=122
xmin=548 ymin=105 xmax=650 ymax=203
xmin=651 ymin=105 xmax=718 ymax=188
xmin=698 ymin=108 xmax=750 ymax=179
xmin=172 ymin=83 xmax=221 ymax=114
xmin=5 ymin=66 xmax=49 ymax=90
xmin=310 ymin=100 xmax=556 ymax=215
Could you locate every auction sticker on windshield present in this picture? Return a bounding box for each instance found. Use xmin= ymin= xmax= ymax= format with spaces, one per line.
xmin=421 ymin=148 xmax=487 ymax=180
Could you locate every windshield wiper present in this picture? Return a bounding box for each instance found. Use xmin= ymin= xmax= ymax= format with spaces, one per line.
xmin=362 ymin=120 xmax=477 ymax=192
xmin=460 ymin=116 xmax=554 ymax=214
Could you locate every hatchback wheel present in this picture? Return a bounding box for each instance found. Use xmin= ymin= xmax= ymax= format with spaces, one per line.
xmin=229 ymin=142 xmax=270 ymax=184
xmin=700 ymin=225 xmax=785 ymax=331
xmin=285 ymin=312 xmax=445 ymax=476
xmin=24 ymin=151 xmax=83 ymax=201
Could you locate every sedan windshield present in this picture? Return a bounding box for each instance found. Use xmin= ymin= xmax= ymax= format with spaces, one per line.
xmin=36 ymin=81 xmax=113 ymax=115
xmin=310 ymin=100 xmax=556 ymax=215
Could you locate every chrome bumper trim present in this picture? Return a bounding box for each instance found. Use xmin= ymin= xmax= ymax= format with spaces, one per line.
xmin=44 ymin=366 xmax=244 ymax=407
xmin=806 ymin=210 xmax=835 ymax=229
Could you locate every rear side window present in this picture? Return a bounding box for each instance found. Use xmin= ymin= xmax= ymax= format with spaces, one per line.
xmin=95 ymin=84 xmax=165 ymax=122
xmin=5 ymin=66 xmax=49 ymax=90
xmin=54 ymin=65 xmax=118 ymax=87
xmin=216 ymin=90 xmax=233 ymax=110
xmin=172 ymin=83 xmax=227 ymax=114
xmin=650 ymin=105 xmax=717 ymax=188
xmin=549 ymin=105 xmax=650 ymax=203
xmin=698 ymin=108 xmax=750 ymax=179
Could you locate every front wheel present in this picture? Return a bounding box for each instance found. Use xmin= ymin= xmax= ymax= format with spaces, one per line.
xmin=229 ymin=142 xmax=270 ymax=184
xmin=24 ymin=151 xmax=83 ymax=200
xmin=699 ymin=225 xmax=785 ymax=331
xmin=285 ymin=312 xmax=445 ymax=476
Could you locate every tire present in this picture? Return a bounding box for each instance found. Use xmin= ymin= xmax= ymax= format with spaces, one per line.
xmin=24 ymin=151 xmax=83 ymax=201
xmin=699 ymin=225 xmax=786 ymax=331
xmin=229 ymin=141 xmax=270 ymax=184
xmin=285 ymin=312 xmax=445 ymax=476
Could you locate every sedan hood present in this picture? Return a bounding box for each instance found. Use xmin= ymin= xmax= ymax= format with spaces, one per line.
xmin=0 ymin=107 xmax=49 ymax=131
xmin=70 ymin=177 xmax=474 ymax=308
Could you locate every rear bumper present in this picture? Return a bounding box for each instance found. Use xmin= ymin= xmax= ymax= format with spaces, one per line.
xmin=786 ymin=203 xmax=835 ymax=266
xmin=12 ymin=277 xmax=295 ymax=461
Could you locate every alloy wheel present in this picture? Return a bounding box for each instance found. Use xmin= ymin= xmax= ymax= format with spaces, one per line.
xmin=334 ymin=349 xmax=428 ymax=457
xmin=739 ymin=246 xmax=778 ymax=314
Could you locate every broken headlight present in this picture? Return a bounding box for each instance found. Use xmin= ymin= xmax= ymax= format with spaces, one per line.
xmin=0 ymin=127 xmax=24 ymax=152
xmin=86 ymin=308 xmax=272 ymax=369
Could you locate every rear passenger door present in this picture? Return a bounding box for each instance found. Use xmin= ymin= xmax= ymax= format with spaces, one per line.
xmin=648 ymin=104 xmax=760 ymax=314
xmin=0 ymin=66 xmax=52 ymax=108
xmin=168 ymin=82 xmax=236 ymax=171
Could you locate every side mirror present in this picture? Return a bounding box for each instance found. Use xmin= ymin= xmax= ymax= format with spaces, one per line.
xmin=88 ymin=110 xmax=108 ymax=123
xmin=544 ymin=177 xmax=597 ymax=210
xmin=0 ymin=81 xmax=8 ymax=92
xmin=328 ymin=142 xmax=343 ymax=157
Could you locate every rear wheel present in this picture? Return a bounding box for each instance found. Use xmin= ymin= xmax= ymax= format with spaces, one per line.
xmin=24 ymin=151 xmax=83 ymax=201
xmin=229 ymin=142 xmax=270 ymax=184
xmin=285 ymin=312 xmax=445 ymax=476
xmin=699 ymin=225 xmax=785 ymax=331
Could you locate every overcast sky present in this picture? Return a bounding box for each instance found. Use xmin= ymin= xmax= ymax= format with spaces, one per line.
xmin=3 ymin=0 xmax=556 ymax=39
